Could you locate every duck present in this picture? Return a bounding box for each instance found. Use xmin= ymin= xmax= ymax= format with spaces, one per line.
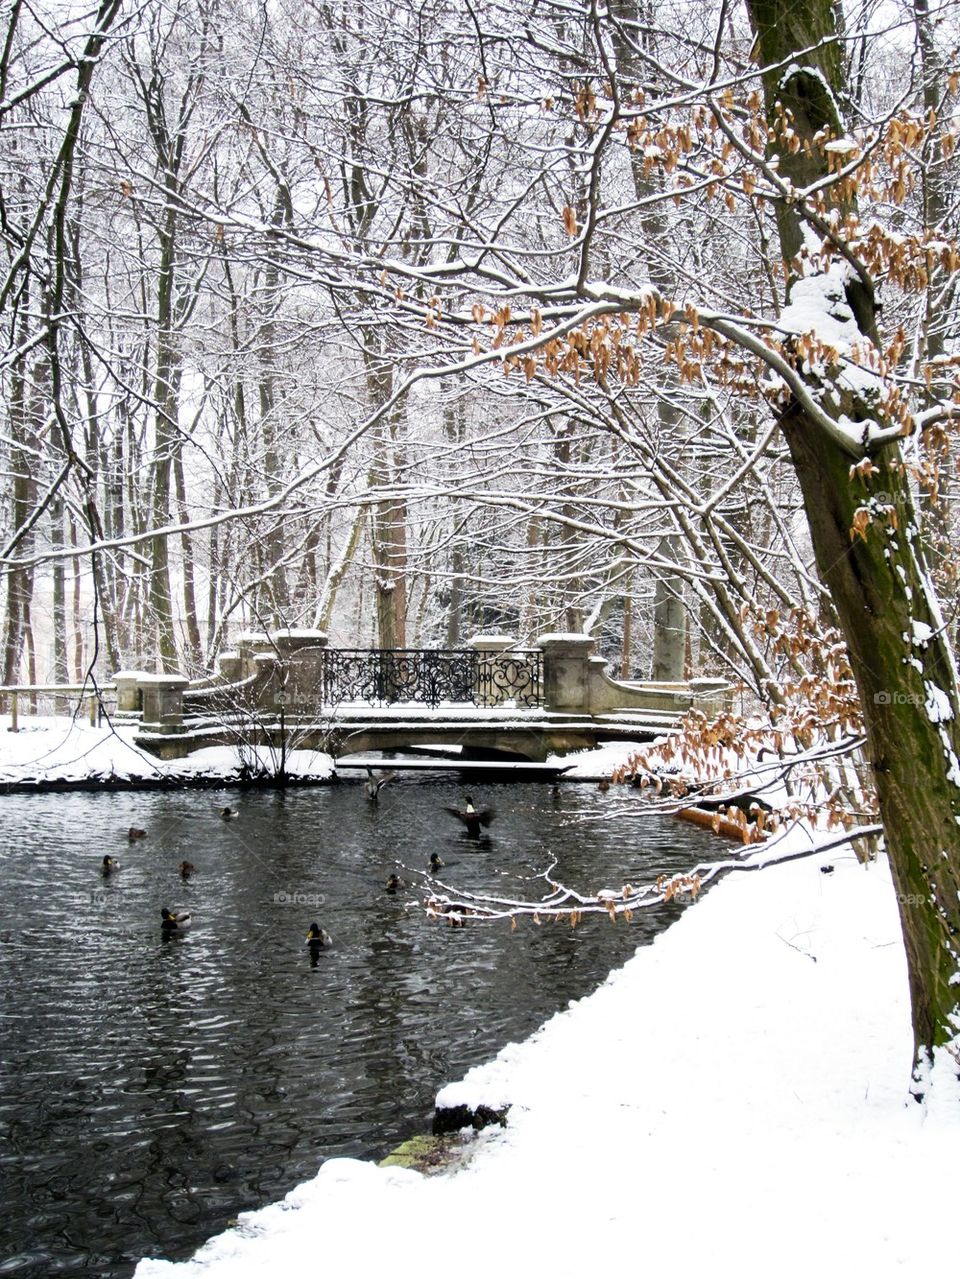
xmin=161 ymin=908 xmax=192 ymax=932
xmin=444 ymin=796 xmax=495 ymax=838
xmin=102 ymin=855 xmax=120 ymax=874
xmin=220 ymin=806 xmax=237 ymax=821
xmin=128 ymin=827 xmax=147 ymax=842
xmin=385 ymin=874 xmax=405 ymax=894
xmin=364 ymin=768 xmax=395 ymax=802
xmin=433 ymin=900 xmax=471 ymax=928
xmin=179 ymin=861 xmax=196 ymax=880
xmin=306 ymin=922 xmax=332 ymax=947
xmin=429 ymin=852 xmax=444 ymax=872
xmin=597 ymin=780 xmax=610 ymax=793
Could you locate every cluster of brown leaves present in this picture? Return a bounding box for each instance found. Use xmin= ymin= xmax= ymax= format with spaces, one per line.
xmin=450 ymin=80 xmax=960 ymax=417
xmin=753 ymin=607 xmax=862 ymax=740
xmin=620 ymin=649 xmax=875 ymax=840
xmin=656 ymin=872 xmax=703 ymax=902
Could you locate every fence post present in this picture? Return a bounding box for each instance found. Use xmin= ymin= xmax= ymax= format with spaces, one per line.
xmin=267 ymin=629 xmax=328 ymax=711
xmin=467 ymin=634 xmax=517 ymax=706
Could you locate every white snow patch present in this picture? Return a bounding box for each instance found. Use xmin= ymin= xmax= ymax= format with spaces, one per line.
xmin=925 ymin=682 xmax=954 ymax=725
xmin=0 ymin=718 xmax=334 ymax=786
xmin=912 ymin=620 xmax=934 ymax=648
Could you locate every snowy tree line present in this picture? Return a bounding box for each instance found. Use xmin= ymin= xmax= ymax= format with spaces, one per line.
xmin=5 ymin=0 xmax=949 ymax=699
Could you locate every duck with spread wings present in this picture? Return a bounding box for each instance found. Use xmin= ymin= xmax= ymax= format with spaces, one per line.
xmin=444 ymin=796 xmax=495 ymax=839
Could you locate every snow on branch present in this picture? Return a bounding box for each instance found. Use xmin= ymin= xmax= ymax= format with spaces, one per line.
xmin=404 ymin=823 xmax=883 ymax=929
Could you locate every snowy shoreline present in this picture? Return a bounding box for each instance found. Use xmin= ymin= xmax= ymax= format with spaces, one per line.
xmin=0 ymin=717 xmax=336 ymax=792
xmin=0 ymin=721 xmax=646 ymax=792
xmin=133 ymin=836 xmax=958 ymax=1279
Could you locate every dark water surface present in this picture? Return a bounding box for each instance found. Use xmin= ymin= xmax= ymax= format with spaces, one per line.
xmin=0 ymin=778 xmax=717 ymax=1277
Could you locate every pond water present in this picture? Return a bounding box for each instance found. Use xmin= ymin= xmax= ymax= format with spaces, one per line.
xmin=0 ymin=777 xmax=718 ymax=1277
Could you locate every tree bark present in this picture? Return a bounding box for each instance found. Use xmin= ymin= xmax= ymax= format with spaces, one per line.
xmin=748 ymin=0 xmax=960 ymax=1082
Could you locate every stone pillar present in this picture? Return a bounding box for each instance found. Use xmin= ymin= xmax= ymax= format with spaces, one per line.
xmin=112 ymin=670 xmax=151 ymax=714
xmin=268 ymin=629 xmax=328 ymax=711
xmin=236 ymin=632 xmax=272 ymax=680
xmin=137 ymin=675 xmax=190 ymax=732
xmin=214 ymin=651 xmax=242 ymax=683
xmin=537 ymin=633 xmax=596 ymax=713
xmin=467 ymin=633 xmax=516 ymax=706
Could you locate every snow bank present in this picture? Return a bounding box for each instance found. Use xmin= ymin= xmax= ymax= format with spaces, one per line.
xmin=545 ymin=739 xmax=652 ymax=779
xmin=0 ymin=718 xmax=334 ymax=787
xmin=134 ymin=842 xmax=958 ymax=1279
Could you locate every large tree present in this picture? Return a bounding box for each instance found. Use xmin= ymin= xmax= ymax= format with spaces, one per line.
xmin=315 ymin=0 xmax=960 ymax=1087
xmin=742 ymin=0 xmax=960 ymax=1086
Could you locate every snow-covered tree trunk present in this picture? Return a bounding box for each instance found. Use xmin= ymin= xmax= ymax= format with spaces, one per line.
xmin=748 ymin=0 xmax=960 ymax=1085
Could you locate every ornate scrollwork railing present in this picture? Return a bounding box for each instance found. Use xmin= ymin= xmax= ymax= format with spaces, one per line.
xmin=320 ymin=648 xmax=542 ymax=709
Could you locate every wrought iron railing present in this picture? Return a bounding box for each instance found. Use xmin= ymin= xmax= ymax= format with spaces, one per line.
xmin=320 ymin=648 xmax=542 ymax=709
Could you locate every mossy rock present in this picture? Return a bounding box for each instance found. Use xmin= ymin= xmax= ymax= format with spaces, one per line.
xmin=378 ymin=1133 xmax=471 ymax=1175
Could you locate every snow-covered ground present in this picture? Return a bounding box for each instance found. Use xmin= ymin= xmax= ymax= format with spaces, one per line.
xmin=133 ymin=839 xmax=958 ymax=1278
xmin=0 ymin=714 xmax=640 ymax=788
xmin=0 ymin=716 xmax=334 ymax=786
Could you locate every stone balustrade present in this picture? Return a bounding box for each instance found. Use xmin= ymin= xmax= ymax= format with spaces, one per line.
xmin=121 ymin=629 xmax=732 ymax=757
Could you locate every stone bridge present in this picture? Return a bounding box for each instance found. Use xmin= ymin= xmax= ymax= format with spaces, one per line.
xmin=116 ymin=631 xmax=731 ymax=763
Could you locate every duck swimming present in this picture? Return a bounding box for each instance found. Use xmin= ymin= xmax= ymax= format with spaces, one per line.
xmin=179 ymin=861 xmax=196 ymax=880
xmin=429 ymin=852 xmax=444 ymax=872
xmin=128 ymin=827 xmax=147 ymax=842
xmin=444 ymin=796 xmax=495 ymax=839
xmin=385 ymin=874 xmax=405 ymax=893
xmin=432 ymin=900 xmax=471 ymax=928
xmin=220 ymin=806 xmax=236 ymax=821
xmin=102 ymin=855 xmax=120 ymax=874
xmin=161 ymin=908 xmax=192 ymax=932
xmin=306 ymin=922 xmax=332 ymax=947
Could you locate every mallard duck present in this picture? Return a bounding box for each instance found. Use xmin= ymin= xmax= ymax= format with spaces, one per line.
xmin=128 ymin=827 xmax=147 ymax=842
xmin=385 ymin=874 xmax=405 ymax=893
xmin=433 ymin=900 xmax=471 ymax=928
xmin=429 ymin=852 xmax=444 ymax=872
xmin=364 ymin=768 xmax=395 ymax=801
xmin=161 ymin=908 xmax=192 ymax=932
xmin=179 ymin=861 xmax=196 ymax=879
xmin=220 ymin=806 xmax=236 ymax=821
xmin=444 ymin=796 xmax=495 ymax=838
xmin=102 ymin=855 xmax=120 ymax=874
xmin=597 ymin=780 xmax=610 ymax=793
xmin=306 ymin=922 xmax=332 ymax=947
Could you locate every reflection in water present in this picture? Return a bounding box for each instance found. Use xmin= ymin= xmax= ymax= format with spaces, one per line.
xmin=0 ymin=778 xmax=718 ymax=1278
